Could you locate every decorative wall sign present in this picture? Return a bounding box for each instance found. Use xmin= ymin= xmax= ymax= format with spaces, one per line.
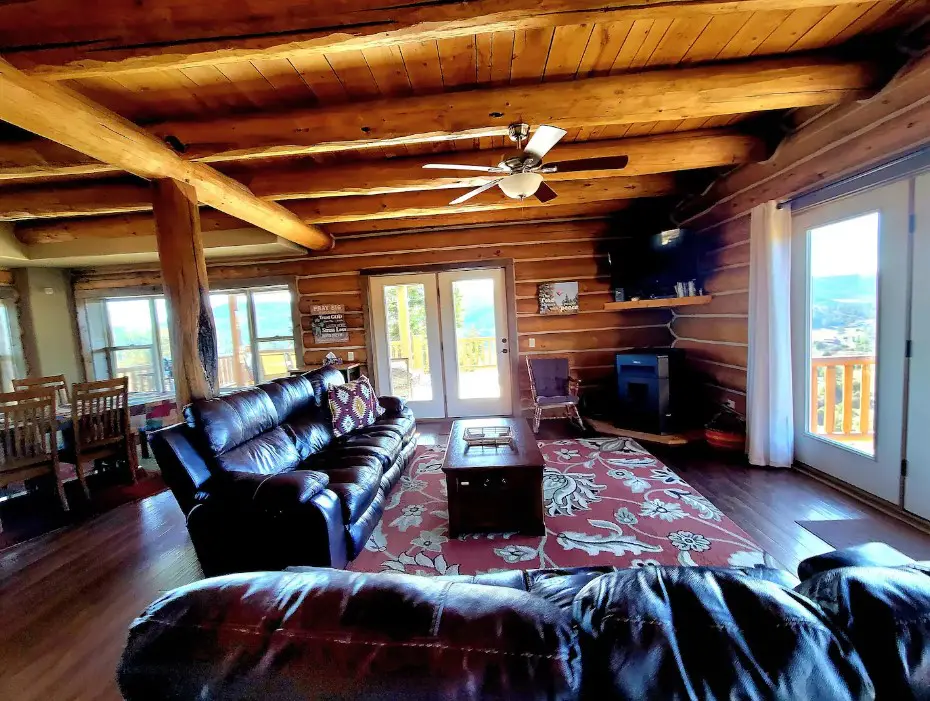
xmin=310 ymin=304 xmax=349 ymax=343
xmin=538 ymin=281 xmax=579 ymax=315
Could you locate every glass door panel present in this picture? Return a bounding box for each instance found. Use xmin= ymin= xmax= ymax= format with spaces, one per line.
xmin=806 ymin=213 xmax=878 ymax=456
xmin=792 ymin=181 xmax=909 ymax=503
xmin=369 ymin=274 xmax=445 ymax=418
xmin=905 ymin=173 xmax=930 ymax=519
xmin=438 ymin=268 xmax=512 ymax=417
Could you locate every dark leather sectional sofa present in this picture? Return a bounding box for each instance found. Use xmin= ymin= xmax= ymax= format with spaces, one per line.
xmin=150 ymin=366 xmax=416 ymax=575
xmin=118 ymin=542 xmax=929 ymax=699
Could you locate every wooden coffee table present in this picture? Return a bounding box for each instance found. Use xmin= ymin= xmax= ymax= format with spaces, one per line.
xmin=442 ymin=417 xmax=545 ymax=538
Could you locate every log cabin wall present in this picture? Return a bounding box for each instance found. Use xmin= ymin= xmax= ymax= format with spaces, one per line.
xmin=671 ymin=216 xmax=750 ymax=416
xmin=72 ymin=219 xmax=675 ymax=410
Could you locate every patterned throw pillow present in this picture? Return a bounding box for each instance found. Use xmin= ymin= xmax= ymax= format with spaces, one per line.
xmin=328 ymin=377 xmax=379 ymax=437
xmin=359 ymin=375 xmax=386 ymax=416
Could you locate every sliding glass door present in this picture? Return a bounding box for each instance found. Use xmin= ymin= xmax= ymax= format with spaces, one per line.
xmin=791 ymin=181 xmax=910 ymax=503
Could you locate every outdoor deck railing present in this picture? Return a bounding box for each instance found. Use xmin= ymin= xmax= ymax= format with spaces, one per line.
xmin=810 ymin=354 xmax=875 ymax=443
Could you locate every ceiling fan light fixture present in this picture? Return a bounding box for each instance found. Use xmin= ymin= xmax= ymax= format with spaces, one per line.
xmin=499 ymin=172 xmax=543 ymax=199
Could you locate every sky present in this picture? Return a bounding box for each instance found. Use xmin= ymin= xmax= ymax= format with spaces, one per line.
xmin=809 ymin=211 xmax=879 ymax=278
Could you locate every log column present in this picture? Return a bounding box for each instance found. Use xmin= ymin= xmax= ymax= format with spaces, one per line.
xmin=152 ymin=178 xmax=218 ymax=407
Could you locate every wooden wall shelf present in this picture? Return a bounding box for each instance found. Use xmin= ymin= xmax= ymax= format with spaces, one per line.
xmin=603 ymin=295 xmax=713 ymax=311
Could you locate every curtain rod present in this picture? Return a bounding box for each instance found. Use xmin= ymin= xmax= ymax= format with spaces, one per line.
xmin=778 ymin=144 xmax=930 ymax=211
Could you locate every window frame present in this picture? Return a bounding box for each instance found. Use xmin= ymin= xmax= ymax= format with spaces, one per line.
xmin=0 ymin=293 xmax=26 ymax=392
xmin=79 ymin=281 xmax=300 ymax=391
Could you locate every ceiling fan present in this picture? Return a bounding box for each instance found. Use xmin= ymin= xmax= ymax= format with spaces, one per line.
xmin=422 ymin=123 xmax=630 ymax=206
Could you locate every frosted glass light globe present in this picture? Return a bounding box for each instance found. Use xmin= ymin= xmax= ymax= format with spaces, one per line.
xmin=499 ymin=172 xmax=543 ymax=199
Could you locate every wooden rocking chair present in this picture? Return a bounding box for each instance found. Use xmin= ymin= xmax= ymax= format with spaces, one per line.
xmin=526 ymin=356 xmax=585 ymax=433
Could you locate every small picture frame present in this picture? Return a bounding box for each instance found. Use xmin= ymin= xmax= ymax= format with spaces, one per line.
xmin=538 ymin=281 xmax=579 ymax=315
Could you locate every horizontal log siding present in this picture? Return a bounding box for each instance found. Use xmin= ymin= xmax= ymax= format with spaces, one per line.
xmin=671 ymin=215 xmax=750 ymax=415
xmin=73 ymin=219 xmax=675 ymax=407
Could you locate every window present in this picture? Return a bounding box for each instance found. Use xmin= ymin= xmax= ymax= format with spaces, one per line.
xmin=80 ymin=285 xmax=298 ymax=392
xmin=0 ymin=297 xmax=25 ymax=392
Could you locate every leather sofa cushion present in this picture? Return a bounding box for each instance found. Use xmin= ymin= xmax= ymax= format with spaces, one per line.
xmin=215 ymin=426 xmax=300 ymax=475
xmin=333 ymin=431 xmax=402 ymax=470
xmin=378 ymin=395 xmax=407 ymax=415
xmin=798 ymin=564 xmax=930 ymax=699
xmin=264 ymin=374 xmax=318 ymax=418
xmin=307 ymin=366 xmax=345 ymax=406
xmin=316 ymin=455 xmax=382 ymax=523
xmin=185 ymin=388 xmax=279 ymax=457
xmin=370 ymin=407 xmax=416 ymax=440
xmin=283 ymin=414 xmax=334 ymax=460
xmin=118 ymin=569 xmax=580 ymax=701
xmin=574 ymin=567 xmax=873 ymax=700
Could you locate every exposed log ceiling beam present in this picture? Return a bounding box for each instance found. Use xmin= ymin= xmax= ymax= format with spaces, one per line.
xmin=0 ymin=57 xmax=333 ymax=250
xmin=4 ymin=0 xmax=881 ymax=81
xmin=678 ymin=49 xmax=930 ymax=229
xmin=0 ymin=55 xmax=879 ymax=181
xmin=15 ymin=175 xmax=675 ymax=244
xmin=0 ymin=130 xmax=764 ymax=220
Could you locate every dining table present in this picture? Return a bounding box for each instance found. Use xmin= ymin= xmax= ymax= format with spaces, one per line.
xmin=53 ymin=391 xmax=180 ymax=456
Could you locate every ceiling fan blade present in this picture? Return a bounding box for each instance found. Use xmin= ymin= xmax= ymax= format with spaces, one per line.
xmin=423 ymin=163 xmax=508 ymax=173
xmin=534 ymin=182 xmax=558 ymax=203
xmin=524 ymin=125 xmax=567 ymax=161
xmin=549 ymin=155 xmax=629 ymax=173
xmin=449 ymin=179 xmax=503 ymax=205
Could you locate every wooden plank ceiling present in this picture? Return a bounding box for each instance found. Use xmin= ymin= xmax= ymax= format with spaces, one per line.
xmin=0 ymin=0 xmax=924 ymax=260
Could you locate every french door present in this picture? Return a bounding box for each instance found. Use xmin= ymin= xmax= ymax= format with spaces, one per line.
xmin=368 ymin=268 xmax=513 ymax=419
xmin=790 ymin=180 xmax=910 ymax=504
xmin=904 ymin=173 xmax=930 ymax=519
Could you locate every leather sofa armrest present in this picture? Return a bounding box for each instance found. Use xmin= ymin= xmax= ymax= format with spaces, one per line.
xmin=210 ymin=471 xmax=347 ymax=572
xmin=798 ymin=542 xmax=915 ymax=580
xmin=378 ymin=395 xmax=407 ymax=415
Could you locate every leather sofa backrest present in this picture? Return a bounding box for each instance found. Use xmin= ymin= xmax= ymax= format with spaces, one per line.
xmin=119 ymin=569 xmax=580 ymax=701
xmin=573 ymin=567 xmax=874 ymax=700
xmin=798 ymin=564 xmax=930 ymax=699
xmin=185 ymin=386 xmax=280 ymax=456
xmin=263 ymin=374 xmax=317 ymax=418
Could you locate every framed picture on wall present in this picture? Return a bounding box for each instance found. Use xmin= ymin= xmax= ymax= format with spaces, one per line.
xmin=538 ymin=281 xmax=579 ymax=315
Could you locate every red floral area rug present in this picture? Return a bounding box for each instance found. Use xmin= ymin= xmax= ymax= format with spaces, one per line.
xmin=350 ymin=438 xmax=765 ymax=576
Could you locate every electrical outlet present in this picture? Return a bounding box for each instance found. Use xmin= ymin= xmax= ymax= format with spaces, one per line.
xmin=347 ymin=351 xmax=355 ymax=361
xmin=528 ymin=338 xmax=536 ymax=348
xmin=725 ymin=399 xmax=736 ymax=409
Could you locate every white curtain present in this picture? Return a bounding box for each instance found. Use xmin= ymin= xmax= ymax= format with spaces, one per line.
xmin=747 ymin=201 xmax=794 ymax=467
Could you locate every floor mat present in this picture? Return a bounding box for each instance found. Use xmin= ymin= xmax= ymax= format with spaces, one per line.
xmin=798 ymin=517 xmax=930 ymax=560
xmin=350 ymin=437 xmax=766 ymax=576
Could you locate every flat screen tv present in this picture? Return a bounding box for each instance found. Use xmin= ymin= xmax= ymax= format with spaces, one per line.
xmin=607 ymin=228 xmax=703 ymax=299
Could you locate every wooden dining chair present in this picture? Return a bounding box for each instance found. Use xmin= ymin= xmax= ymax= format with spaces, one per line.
xmin=13 ymin=374 xmax=70 ymax=407
xmin=66 ymin=378 xmax=138 ymax=497
xmin=0 ymin=388 xmax=67 ymax=531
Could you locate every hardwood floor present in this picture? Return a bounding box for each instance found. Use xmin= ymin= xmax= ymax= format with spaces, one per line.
xmin=2 ymin=418 xmax=928 ymax=700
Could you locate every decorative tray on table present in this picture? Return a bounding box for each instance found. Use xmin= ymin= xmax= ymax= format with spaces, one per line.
xmin=463 ymin=426 xmax=515 ymax=449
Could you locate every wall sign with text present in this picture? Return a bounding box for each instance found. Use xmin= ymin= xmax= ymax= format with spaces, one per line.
xmin=310 ymin=304 xmax=349 ymax=343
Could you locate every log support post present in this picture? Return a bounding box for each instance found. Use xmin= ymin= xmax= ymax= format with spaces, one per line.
xmin=152 ymin=178 xmax=218 ymax=407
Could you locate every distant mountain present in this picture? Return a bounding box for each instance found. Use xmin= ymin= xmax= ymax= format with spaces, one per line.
xmin=812 ymin=274 xmax=876 ymax=304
